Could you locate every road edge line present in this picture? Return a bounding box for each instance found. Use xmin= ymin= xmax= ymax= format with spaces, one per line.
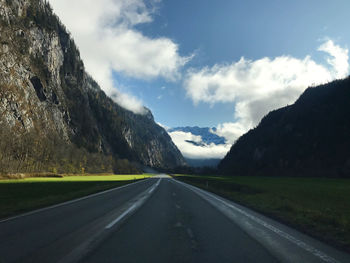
xmin=172 ymin=178 xmax=341 ymax=263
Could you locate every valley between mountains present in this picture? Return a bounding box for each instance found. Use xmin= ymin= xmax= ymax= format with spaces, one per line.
xmin=1 ymin=0 xmax=350 ymax=262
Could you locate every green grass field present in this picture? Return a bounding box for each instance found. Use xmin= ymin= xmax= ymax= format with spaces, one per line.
xmin=173 ymin=174 xmax=350 ymax=252
xmin=0 ymin=174 xmax=153 ymax=219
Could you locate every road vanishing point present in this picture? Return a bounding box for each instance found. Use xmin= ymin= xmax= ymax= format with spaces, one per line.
xmin=1 ymin=175 xmax=350 ymax=263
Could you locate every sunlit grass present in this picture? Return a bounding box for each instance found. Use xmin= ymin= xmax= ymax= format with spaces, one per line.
xmin=0 ymin=174 xmax=154 ymax=219
xmin=0 ymin=174 xmax=153 ymax=183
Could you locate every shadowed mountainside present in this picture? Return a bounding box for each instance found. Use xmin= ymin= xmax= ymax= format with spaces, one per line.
xmin=219 ymin=77 xmax=350 ymax=177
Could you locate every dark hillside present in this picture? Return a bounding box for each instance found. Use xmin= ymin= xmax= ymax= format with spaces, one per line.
xmin=219 ymin=77 xmax=350 ymax=177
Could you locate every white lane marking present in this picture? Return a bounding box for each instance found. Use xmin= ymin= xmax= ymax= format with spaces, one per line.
xmin=148 ymin=179 xmax=161 ymax=193
xmin=105 ymin=203 xmax=137 ymax=229
xmin=59 ymin=179 xmax=161 ymax=263
xmin=148 ymin=179 xmax=160 ymax=194
xmin=187 ymin=228 xmax=194 ymax=239
xmin=0 ymin=178 xmax=150 ymax=224
xmin=105 ymin=179 xmax=161 ymax=229
xmin=174 ymin=179 xmax=340 ymax=263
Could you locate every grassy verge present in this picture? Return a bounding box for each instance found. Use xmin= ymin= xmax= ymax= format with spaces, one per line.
xmin=172 ymin=174 xmax=350 ymax=252
xmin=0 ymin=174 xmax=153 ymax=219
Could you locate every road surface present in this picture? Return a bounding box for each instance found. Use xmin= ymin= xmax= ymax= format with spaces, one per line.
xmin=0 ymin=175 xmax=349 ymax=263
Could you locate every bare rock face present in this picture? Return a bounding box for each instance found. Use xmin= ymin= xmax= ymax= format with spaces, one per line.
xmin=0 ymin=0 xmax=186 ymax=172
xmin=0 ymin=0 xmax=69 ymax=139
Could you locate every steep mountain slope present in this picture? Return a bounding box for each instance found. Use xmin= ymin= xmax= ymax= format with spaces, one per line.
xmin=219 ymin=77 xmax=350 ymax=177
xmin=0 ymin=0 xmax=185 ymax=173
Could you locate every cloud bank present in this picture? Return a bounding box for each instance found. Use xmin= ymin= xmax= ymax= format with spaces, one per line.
xmin=168 ymin=131 xmax=231 ymax=159
xmin=49 ymin=0 xmax=190 ymax=113
xmin=184 ymin=40 xmax=349 ymax=145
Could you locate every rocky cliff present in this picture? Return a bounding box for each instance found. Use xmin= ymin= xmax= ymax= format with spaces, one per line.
xmin=0 ymin=0 xmax=185 ymax=173
xmin=219 ymin=77 xmax=350 ymax=177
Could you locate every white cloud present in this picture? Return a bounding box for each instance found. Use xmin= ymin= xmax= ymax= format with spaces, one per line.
xmin=185 ymin=40 xmax=349 ymax=133
xmin=168 ymin=131 xmax=231 ymax=159
xmin=211 ymin=122 xmax=246 ymax=144
xmin=110 ymin=90 xmax=146 ymax=114
xmin=168 ymin=123 xmax=248 ymax=160
xmin=318 ymin=40 xmax=349 ymax=78
xmin=48 ymin=0 xmax=190 ymax=113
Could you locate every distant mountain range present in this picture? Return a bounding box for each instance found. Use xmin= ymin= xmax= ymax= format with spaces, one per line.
xmin=168 ymin=126 xmax=226 ymax=145
xmin=219 ymin=77 xmax=350 ymax=178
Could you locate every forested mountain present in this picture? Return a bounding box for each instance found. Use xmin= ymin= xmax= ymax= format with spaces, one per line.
xmin=219 ymin=77 xmax=350 ymax=177
xmin=0 ymin=0 xmax=185 ymax=174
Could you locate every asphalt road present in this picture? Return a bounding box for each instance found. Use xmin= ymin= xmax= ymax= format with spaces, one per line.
xmin=1 ymin=175 xmax=349 ymax=263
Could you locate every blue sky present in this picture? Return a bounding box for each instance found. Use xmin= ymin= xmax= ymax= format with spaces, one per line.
xmin=112 ymin=0 xmax=350 ymax=127
xmin=50 ymin=0 xmax=350 ymax=158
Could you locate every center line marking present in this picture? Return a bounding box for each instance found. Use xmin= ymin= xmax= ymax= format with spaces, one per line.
xmin=148 ymin=187 xmax=154 ymax=194
xmin=105 ymin=179 xmax=161 ymax=230
xmin=105 ymin=203 xmax=137 ymax=229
